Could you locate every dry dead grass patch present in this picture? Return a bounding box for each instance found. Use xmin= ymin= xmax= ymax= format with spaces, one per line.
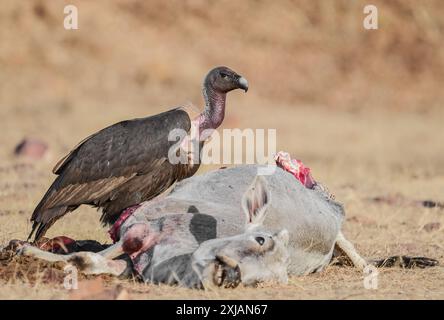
xmin=0 ymin=107 xmax=443 ymax=299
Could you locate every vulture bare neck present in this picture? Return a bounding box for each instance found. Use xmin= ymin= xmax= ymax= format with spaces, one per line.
xmin=199 ymin=86 xmax=227 ymax=133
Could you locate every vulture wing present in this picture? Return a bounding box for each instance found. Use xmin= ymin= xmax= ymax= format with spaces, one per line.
xmin=29 ymin=108 xmax=191 ymax=241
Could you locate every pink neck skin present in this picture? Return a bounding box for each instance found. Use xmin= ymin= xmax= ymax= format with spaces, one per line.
xmin=196 ymin=86 xmax=226 ymax=140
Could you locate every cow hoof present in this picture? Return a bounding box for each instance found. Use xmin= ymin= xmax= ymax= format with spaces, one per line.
xmin=16 ymin=244 xmax=34 ymax=257
xmin=373 ymin=256 xmax=439 ymax=268
xmin=6 ymin=239 xmax=30 ymax=254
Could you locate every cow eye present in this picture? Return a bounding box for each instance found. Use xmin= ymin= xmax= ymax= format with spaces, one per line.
xmin=255 ymin=236 xmax=265 ymax=245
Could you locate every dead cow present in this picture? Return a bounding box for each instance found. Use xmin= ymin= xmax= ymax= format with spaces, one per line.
xmin=18 ymin=172 xmax=291 ymax=289
xmin=16 ymin=164 xmax=436 ymax=289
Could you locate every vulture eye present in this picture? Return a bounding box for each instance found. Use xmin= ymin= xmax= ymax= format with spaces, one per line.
xmin=220 ymin=72 xmax=230 ymax=79
xmin=255 ymin=236 xmax=265 ymax=246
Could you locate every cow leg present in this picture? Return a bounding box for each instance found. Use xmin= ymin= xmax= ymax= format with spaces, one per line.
xmin=334 ymin=234 xmax=439 ymax=270
xmin=335 ymin=231 xmax=368 ymax=270
xmin=18 ymin=245 xmax=128 ymax=277
xmin=19 ymin=245 xmax=70 ymax=262
xmin=66 ymin=251 xmax=128 ymax=276
xmin=98 ymin=240 xmax=124 ymax=259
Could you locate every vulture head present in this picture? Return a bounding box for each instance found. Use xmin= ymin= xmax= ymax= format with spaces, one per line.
xmin=205 ymin=66 xmax=249 ymax=93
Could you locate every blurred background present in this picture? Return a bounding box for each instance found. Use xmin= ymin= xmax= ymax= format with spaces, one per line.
xmin=2 ymin=0 xmax=444 ymax=154
xmin=0 ymin=0 xmax=443 ymax=299
xmin=1 ymin=0 xmax=443 ymax=167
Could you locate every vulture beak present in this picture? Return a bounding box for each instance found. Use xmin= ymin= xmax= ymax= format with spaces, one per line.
xmin=238 ymin=76 xmax=249 ymax=92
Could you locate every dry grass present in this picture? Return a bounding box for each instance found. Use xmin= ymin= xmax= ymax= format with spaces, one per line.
xmin=0 ymin=0 xmax=443 ymax=299
xmin=1 ymin=107 xmax=443 ymax=300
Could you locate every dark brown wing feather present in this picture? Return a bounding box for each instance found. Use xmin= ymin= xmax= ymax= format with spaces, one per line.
xmin=29 ymin=108 xmax=192 ymax=241
xmin=52 ymin=131 xmax=99 ymax=175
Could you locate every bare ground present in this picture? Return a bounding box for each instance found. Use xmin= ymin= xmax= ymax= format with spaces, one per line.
xmin=1 ymin=107 xmax=443 ymax=300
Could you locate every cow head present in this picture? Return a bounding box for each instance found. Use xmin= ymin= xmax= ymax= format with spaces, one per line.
xmin=193 ymin=176 xmax=290 ymax=289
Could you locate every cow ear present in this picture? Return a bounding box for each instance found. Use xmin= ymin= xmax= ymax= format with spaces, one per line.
xmin=242 ymin=176 xmax=271 ymax=230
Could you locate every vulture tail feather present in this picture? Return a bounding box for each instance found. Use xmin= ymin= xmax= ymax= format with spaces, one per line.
xmin=27 ymin=221 xmax=40 ymax=242
xmin=28 ymin=206 xmax=72 ymax=243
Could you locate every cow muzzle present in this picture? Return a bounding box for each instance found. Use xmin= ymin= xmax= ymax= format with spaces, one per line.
xmin=201 ymin=254 xmax=242 ymax=289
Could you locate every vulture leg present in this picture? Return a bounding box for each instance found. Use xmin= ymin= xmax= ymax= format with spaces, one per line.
xmin=334 ymin=231 xmax=368 ymax=270
xmin=18 ymin=245 xmax=128 ymax=277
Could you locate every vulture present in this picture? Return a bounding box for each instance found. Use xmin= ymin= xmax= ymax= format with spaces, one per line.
xmin=28 ymin=66 xmax=249 ymax=242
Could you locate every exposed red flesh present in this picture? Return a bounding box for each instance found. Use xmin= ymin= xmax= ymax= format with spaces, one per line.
xmin=274 ymin=151 xmax=315 ymax=188
xmin=108 ymin=204 xmax=141 ymax=243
